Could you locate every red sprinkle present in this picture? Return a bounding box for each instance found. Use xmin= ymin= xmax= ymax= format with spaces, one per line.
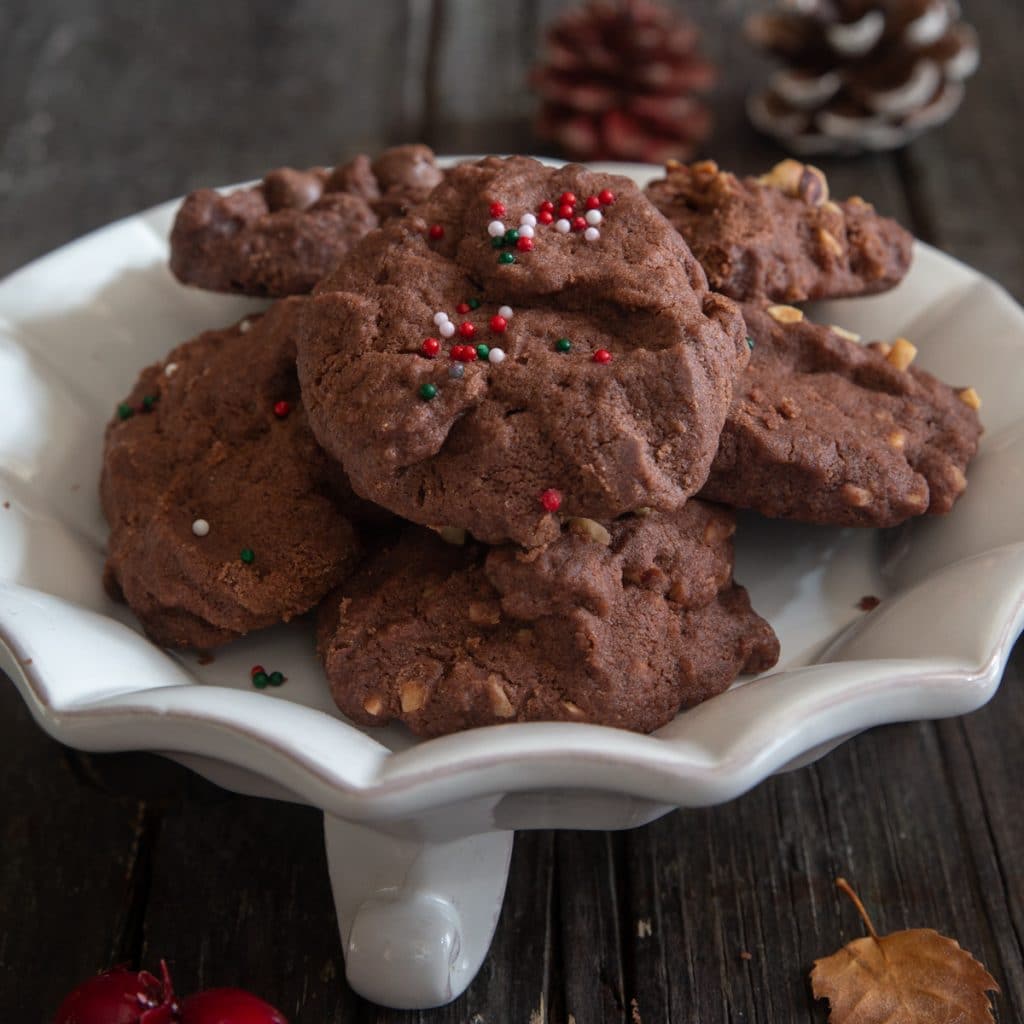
xmin=490 ymin=315 xmax=508 ymax=333
xmin=598 ymin=188 xmax=616 ymax=205
xmin=451 ymin=345 xmax=478 ymax=362
xmin=428 ymin=223 xmax=445 ymax=240
xmin=539 ymin=488 xmax=563 ymax=513
xmin=585 ymin=195 xmax=601 ymax=210
xmin=593 ymin=349 xmax=613 ymax=364
xmin=421 ymin=337 xmax=440 ymax=358
xmin=458 ymin=321 xmax=476 ymax=338
xmin=539 ymin=200 xmax=555 ymax=214
xmin=456 ymin=302 xmax=471 ymax=315
xmin=489 ymin=201 xmax=506 ymax=217
xmin=571 ymin=216 xmax=587 ymax=232
xmin=250 ymin=665 xmax=265 ymax=678
xmin=538 ymin=210 xmax=554 ymax=225
xmin=559 ymin=191 xmax=577 ymax=207
xmin=558 ymin=203 xmax=575 ymax=219
xmin=273 ymin=400 xmax=291 ymax=418
xmin=516 ymin=236 xmax=534 ymax=252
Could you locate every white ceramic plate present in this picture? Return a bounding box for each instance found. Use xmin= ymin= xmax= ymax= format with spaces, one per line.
xmin=2 ymin=163 xmax=1023 ymax=1008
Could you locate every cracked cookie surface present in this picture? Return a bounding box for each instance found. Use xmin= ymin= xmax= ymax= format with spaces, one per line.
xmin=297 ymin=156 xmax=749 ymax=548
xmin=318 ymin=505 xmax=779 ymax=736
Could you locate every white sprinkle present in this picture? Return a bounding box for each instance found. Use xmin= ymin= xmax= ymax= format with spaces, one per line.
xmin=439 ymin=320 xmax=456 ymax=338
xmin=519 ymin=213 xmax=537 ymax=227
xmin=518 ymin=224 xmax=535 ymax=240
xmin=498 ymin=305 xmax=514 ymax=319
xmin=487 ymin=220 xmax=506 ymax=238
xmin=164 ymin=362 xmax=178 ymax=377
xmin=239 ymin=319 xmax=252 ymax=334
xmin=584 ymin=227 xmax=601 ymax=241
xmin=191 ymin=518 xmax=210 ymax=537
xmin=433 ymin=311 xmax=450 ymax=326
xmin=585 ymin=209 xmax=603 ymax=226
xmin=488 ymin=348 xmax=506 ymax=364
xmin=555 ymin=218 xmax=571 ymax=234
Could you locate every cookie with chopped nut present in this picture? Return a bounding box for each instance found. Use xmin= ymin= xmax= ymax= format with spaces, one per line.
xmin=169 ymin=144 xmax=445 ymax=296
xmin=101 ymin=299 xmax=361 ymax=650
xmin=698 ymin=302 xmax=983 ymax=526
xmin=318 ymin=505 xmax=779 ymax=737
xmin=297 ymin=156 xmax=749 ymax=549
xmin=645 ymin=158 xmax=913 ymax=303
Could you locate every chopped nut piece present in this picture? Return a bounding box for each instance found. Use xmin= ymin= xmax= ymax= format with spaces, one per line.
xmin=778 ymin=396 xmax=800 ymax=419
xmin=363 ymin=694 xmax=384 ymax=716
xmin=691 ymin=158 xmax=720 ymax=175
xmin=487 ymin=675 xmax=515 ymax=718
xmin=887 ymin=429 xmax=907 ymax=450
xmin=568 ymin=517 xmax=612 ymax=546
xmin=468 ymin=600 xmax=501 ymax=625
xmin=400 ymin=681 xmax=427 ymax=713
xmin=886 ymin=337 xmax=917 ymax=371
xmin=949 ymin=465 xmax=968 ymax=492
xmin=848 ymin=195 xmax=871 ymax=208
xmin=871 ymin=341 xmax=893 ymax=357
xmin=830 ymin=325 xmax=861 ymax=342
xmin=957 ymin=386 xmax=982 ymax=411
xmin=823 ymin=200 xmax=843 ymax=215
xmin=634 ymin=506 xmax=653 ymax=517
xmin=438 ymin=525 xmax=467 ymax=545
xmin=562 ymin=700 xmax=585 ymax=718
xmin=703 ymin=517 xmax=737 ymax=544
xmin=767 ymin=304 xmax=804 ymax=324
xmin=840 ymin=483 xmax=872 ymax=508
xmin=758 ymin=158 xmax=829 ymax=205
xmin=817 ymin=228 xmax=843 ymax=257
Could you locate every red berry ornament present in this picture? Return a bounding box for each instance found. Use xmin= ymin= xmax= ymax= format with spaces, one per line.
xmin=180 ymin=988 xmax=288 ymax=1024
xmin=53 ymin=963 xmax=177 ymax=1024
xmin=539 ymin=488 xmax=563 ymax=512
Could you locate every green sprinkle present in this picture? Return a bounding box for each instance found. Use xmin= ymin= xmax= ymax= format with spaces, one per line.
xmin=141 ymin=394 xmax=158 ymax=411
xmin=555 ymin=338 xmax=572 ymax=353
xmin=491 ymin=236 xmax=505 ymax=249
xmin=498 ymin=252 xmax=516 ymax=265
xmin=252 ymin=671 xmax=269 ymax=689
xmin=468 ymin=297 xmax=481 ymax=310
xmin=117 ymin=403 xmax=135 ymax=420
xmin=503 ymin=228 xmax=519 ymax=245
xmin=268 ymin=671 xmax=285 ymax=686
xmin=240 ymin=547 xmax=255 ymax=564
xmin=746 ymin=336 xmax=755 ymax=350
xmin=418 ymin=382 xmax=438 ymax=401
xmin=475 ymin=344 xmax=490 ymax=360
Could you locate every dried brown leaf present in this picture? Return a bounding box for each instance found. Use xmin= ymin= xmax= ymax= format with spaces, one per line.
xmin=811 ymin=879 xmax=999 ymax=1024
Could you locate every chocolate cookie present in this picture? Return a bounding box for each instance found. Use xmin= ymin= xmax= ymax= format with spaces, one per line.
xmin=296 ymin=156 xmax=749 ymax=548
xmin=645 ymin=158 xmax=913 ymax=302
xmin=699 ymin=302 xmax=982 ymax=526
xmin=169 ymin=145 xmax=445 ymax=297
xmin=318 ymin=506 xmax=780 ymax=736
xmin=101 ymin=299 xmax=360 ymax=649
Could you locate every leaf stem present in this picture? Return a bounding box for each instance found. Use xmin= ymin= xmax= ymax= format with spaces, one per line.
xmin=835 ymin=877 xmax=880 ymax=943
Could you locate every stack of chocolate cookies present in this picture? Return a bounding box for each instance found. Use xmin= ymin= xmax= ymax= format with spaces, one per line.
xmin=101 ymin=147 xmax=981 ymax=737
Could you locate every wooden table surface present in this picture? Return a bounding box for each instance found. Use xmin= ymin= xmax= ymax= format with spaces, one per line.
xmin=2 ymin=2 xmax=1022 ymax=1020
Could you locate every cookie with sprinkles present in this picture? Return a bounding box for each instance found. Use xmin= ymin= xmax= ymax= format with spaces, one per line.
xmin=101 ymin=298 xmax=360 ymax=649
xmin=645 ymin=157 xmax=913 ymax=303
xmin=318 ymin=506 xmax=779 ymax=737
xmin=699 ymin=302 xmax=983 ymax=526
xmin=169 ymin=144 xmax=445 ymax=297
xmin=296 ymin=155 xmax=749 ymax=548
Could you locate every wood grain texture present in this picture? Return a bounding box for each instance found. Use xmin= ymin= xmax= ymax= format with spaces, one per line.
xmin=1 ymin=1 xmax=1022 ymax=1021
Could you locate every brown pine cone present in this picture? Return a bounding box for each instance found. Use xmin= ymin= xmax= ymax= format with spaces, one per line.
xmin=746 ymin=0 xmax=979 ymax=155
xmin=533 ymin=0 xmax=716 ymax=164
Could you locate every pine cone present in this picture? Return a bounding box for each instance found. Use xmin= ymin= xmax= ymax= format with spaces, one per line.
xmin=532 ymin=0 xmax=715 ymax=164
xmin=746 ymin=0 xmax=979 ymax=155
